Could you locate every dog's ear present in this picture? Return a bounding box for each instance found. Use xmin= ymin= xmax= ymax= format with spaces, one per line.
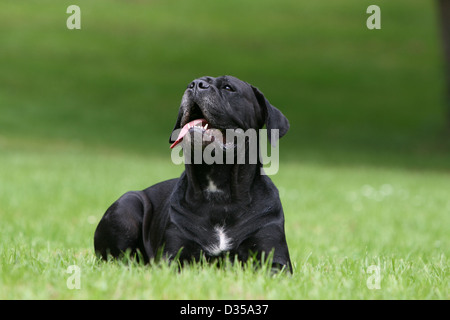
xmin=169 ymin=108 xmax=183 ymax=143
xmin=251 ymin=85 xmax=289 ymax=146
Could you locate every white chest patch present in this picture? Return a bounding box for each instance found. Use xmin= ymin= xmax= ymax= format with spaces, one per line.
xmin=206 ymin=176 xmax=220 ymax=192
xmin=206 ymin=226 xmax=232 ymax=256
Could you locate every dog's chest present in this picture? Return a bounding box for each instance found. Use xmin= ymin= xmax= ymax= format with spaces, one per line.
xmin=204 ymin=225 xmax=232 ymax=256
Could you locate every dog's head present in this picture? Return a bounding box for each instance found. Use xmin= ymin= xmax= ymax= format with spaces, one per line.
xmin=169 ymin=75 xmax=289 ymax=151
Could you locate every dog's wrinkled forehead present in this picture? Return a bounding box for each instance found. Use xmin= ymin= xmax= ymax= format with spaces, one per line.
xmin=198 ymin=75 xmax=252 ymax=94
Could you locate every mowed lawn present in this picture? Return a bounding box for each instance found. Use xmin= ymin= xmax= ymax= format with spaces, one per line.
xmin=0 ymin=141 xmax=448 ymax=299
xmin=0 ymin=0 xmax=449 ymax=299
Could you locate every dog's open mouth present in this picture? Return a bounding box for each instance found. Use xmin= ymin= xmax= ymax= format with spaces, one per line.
xmin=170 ymin=118 xmax=235 ymax=150
xmin=170 ymin=103 xmax=235 ymax=150
xmin=170 ymin=118 xmax=208 ymax=149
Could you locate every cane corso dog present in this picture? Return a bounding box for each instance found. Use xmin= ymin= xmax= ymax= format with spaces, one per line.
xmin=94 ymin=75 xmax=292 ymax=271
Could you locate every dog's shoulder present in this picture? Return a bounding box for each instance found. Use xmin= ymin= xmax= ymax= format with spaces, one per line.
xmin=141 ymin=178 xmax=179 ymax=201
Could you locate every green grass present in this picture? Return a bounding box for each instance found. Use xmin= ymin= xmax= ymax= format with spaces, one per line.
xmin=0 ymin=0 xmax=449 ymax=299
xmin=0 ymin=142 xmax=448 ymax=299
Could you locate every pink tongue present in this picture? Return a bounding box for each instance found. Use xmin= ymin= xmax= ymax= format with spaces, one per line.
xmin=170 ymin=118 xmax=207 ymax=149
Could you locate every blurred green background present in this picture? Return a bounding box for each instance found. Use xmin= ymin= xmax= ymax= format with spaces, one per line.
xmin=1 ymin=0 xmax=449 ymax=167
xmin=1 ymin=0 xmax=449 ymax=299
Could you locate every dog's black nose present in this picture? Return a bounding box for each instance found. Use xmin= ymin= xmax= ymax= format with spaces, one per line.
xmin=188 ymin=80 xmax=210 ymax=90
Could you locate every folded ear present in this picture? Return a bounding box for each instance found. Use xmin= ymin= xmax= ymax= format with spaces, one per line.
xmin=169 ymin=108 xmax=183 ymax=143
xmin=251 ymin=85 xmax=290 ymax=146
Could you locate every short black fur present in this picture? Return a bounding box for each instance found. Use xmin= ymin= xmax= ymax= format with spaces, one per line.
xmin=94 ymin=75 xmax=292 ymax=272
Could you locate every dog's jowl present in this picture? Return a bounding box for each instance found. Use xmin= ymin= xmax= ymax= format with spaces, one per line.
xmin=94 ymin=75 xmax=292 ymax=272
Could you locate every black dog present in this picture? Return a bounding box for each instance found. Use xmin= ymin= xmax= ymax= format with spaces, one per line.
xmin=94 ymin=75 xmax=292 ymax=271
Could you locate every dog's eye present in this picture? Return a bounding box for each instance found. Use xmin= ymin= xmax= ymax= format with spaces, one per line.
xmin=223 ymin=85 xmax=234 ymax=92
